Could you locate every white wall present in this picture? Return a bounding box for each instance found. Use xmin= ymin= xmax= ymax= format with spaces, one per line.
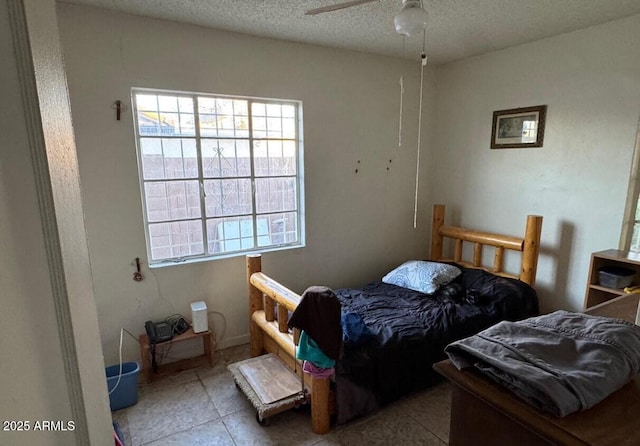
xmin=430 ymin=14 xmax=640 ymax=311
xmin=58 ymin=4 xmax=640 ymax=365
xmin=56 ymin=4 xmax=435 ymax=365
xmin=0 ymin=7 xmax=73 ymax=441
xmin=1 ymin=0 xmax=112 ymax=444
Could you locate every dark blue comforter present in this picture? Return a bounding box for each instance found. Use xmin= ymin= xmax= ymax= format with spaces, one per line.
xmin=333 ymin=265 xmax=539 ymax=424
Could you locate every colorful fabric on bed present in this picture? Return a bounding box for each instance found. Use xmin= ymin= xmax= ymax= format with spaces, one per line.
xmin=288 ymin=285 xmax=342 ymax=360
xmin=296 ymin=330 xmax=335 ymax=368
xmin=333 ymin=265 xmax=539 ymax=425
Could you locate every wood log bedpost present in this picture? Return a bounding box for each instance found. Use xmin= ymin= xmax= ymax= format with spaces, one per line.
xmin=247 ymin=254 xmax=264 ymax=357
xmin=520 ymin=215 xmax=543 ymax=287
xmin=310 ymin=376 xmax=330 ymax=434
xmin=431 ymin=204 xmax=445 ymax=260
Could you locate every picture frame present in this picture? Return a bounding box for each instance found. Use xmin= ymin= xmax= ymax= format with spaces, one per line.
xmin=490 ymin=105 xmax=547 ymax=149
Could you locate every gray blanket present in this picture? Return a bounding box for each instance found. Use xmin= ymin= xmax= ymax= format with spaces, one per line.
xmin=445 ymin=310 xmax=640 ymax=417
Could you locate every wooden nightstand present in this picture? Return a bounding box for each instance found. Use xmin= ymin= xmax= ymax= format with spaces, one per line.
xmin=139 ymin=327 xmax=216 ymax=383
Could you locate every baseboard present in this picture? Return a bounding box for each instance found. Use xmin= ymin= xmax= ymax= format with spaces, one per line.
xmin=216 ymin=333 xmax=250 ymax=350
xmin=140 ymin=332 xmax=250 ymax=366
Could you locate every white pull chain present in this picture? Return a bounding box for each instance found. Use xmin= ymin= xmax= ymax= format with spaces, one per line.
xmin=398 ymin=76 xmax=404 ymax=148
xmin=413 ymin=30 xmax=428 ymax=228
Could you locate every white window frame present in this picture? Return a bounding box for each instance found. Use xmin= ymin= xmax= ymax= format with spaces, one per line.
xmin=131 ymin=87 xmax=305 ymax=266
xmin=621 ymin=118 xmax=640 ymax=251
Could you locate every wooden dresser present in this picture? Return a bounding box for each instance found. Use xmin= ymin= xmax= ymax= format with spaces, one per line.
xmin=434 ymin=293 xmax=640 ymax=446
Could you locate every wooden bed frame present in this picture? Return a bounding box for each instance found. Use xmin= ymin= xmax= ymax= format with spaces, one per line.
xmin=246 ymin=204 xmax=543 ymax=434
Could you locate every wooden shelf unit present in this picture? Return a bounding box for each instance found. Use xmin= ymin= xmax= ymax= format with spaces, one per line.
xmin=139 ymin=327 xmax=215 ymax=383
xmin=584 ymin=249 xmax=640 ymax=309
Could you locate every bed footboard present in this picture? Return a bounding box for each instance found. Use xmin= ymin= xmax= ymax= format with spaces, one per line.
xmin=247 ymin=254 xmax=332 ymax=434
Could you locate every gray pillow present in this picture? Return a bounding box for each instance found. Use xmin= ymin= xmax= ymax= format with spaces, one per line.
xmin=382 ymin=260 xmax=461 ymax=294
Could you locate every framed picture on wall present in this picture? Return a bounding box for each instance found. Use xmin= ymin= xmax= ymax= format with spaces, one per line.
xmin=490 ymin=105 xmax=547 ymax=149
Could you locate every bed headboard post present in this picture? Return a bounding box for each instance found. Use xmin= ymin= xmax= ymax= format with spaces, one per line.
xmin=431 ymin=204 xmax=446 ymax=260
xmin=520 ymin=215 xmax=543 ymax=287
xmin=247 ymin=254 xmax=264 ymax=357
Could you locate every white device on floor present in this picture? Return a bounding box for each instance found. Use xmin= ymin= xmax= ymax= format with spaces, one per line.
xmin=191 ymin=301 xmax=208 ymax=333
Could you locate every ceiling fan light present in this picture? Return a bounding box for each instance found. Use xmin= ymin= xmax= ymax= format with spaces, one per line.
xmin=394 ymin=2 xmax=428 ymax=36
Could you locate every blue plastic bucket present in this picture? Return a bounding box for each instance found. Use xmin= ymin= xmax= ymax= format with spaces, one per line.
xmin=105 ymin=361 xmax=140 ymax=411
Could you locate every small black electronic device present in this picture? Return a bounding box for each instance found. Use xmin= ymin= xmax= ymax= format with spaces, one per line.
xmin=144 ymin=320 xmax=173 ymax=344
xmin=172 ymin=317 xmax=190 ymax=336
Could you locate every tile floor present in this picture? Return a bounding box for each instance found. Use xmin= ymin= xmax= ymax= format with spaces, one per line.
xmin=111 ymin=344 xmax=452 ymax=446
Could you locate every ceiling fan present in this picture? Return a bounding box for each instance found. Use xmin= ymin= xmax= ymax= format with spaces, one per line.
xmin=305 ymin=0 xmax=380 ymax=15
xmin=305 ymin=0 xmax=428 ymax=37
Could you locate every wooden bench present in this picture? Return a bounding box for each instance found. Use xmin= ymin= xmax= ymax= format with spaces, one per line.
xmin=139 ymin=327 xmax=215 ymax=383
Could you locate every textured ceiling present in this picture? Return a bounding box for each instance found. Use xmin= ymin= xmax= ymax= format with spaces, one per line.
xmin=58 ymin=0 xmax=640 ymax=64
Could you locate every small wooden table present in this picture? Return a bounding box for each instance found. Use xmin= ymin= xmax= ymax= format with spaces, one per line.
xmin=139 ymin=327 xmax=216 ymax=383
xmin=434 ymin=293 xmax=640 ymax=446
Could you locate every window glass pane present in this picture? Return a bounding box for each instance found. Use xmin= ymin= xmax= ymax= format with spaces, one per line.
xmin=217 ymin=114 xmax=236 ymax=137
xmin=178 ymin=97 xmax=193 ymax=113
xmin=234 ymin=115 xmax=249 ymax=138
xmin=255 ymin=177 xmax=297 ymax=213
xmin=164 ymin=139 xmax=198 ymax=179
xmin=136 ymin=94 xmax=194 ymax=137
xmin=202 ymin=139 xmax=251 ymax=178
xmin=253 ymin=141 xmax=268 ymax=176
xmin=140 ymin=138 xmax=164 ymax=180
xmin=197 ymin=100 xmax=248 ymax=137
xmin=145 ymin=180 xmax=201 ymax=222
xmin=198 ymin=97 xmax=216 ymax=113
xmin=264 ymin=212 xmax=298 ymax=245
xmin=251 ymin=102 xmax=266 ymax=117
xmin=234 ymin=100 xmax=248 ymax=116
xmin=167 ymin=181 xmax=200 ymax=220
xmin=267 ymin=117 xmax=283 ymax=138
xmin=282 ymin=104 xmax=295 ymax=118
xmin=149 ymin=220 xmax=203 ymax=260
xmin=162 ymin=112 xmax=179 ymax=131
xmin=207 ymin=217 xmax=270 ymax=253
xmin=145 ymin=182 xmax=169 ymax=222
xmin=158 ymin=95 xmax=179 ymax=112
xmin=266 ymin=104 xmax=282 ymax=117
xmin=140 ymin=138 xmax=197 ymax=180
xmin=253 ymin=116 xmax=267 ymax=139
xmin=216 ymin=98 xmax=234 ymax=115
xmin=199 ymin=113 xmax=218 ymax=137
xmin=282 ymin=118 xmax=296 ymax=139
xmin=179 ymin=112 xmax=195 ymax=136
xmin=253 ymin=141 xmax=296 ymax=177
xmin=136 ymin=94 xmax=158 ymax=111
xmin=282 ymin=141 xmax=296 ymax=160
xmin=269 ymin=141 xmax=296 ymax=176
xmin=183 ymin=141 xmax=199 ymax=178
xmin=631 ymin=223 xmax=640 ymax=252
xmin=204 ymin=179 xmax=252 ymax=217
xmin=137 ymin=111 xmax=176 ymax=136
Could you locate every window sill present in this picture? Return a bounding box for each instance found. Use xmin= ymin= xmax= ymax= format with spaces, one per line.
xmin=148 ymin=243 xmax=305 ymax=268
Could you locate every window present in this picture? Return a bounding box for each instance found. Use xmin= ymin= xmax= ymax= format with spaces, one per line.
xmin=621 ymin=122 xmax=640 ymax=252
xmin=132 ymin=88 xmax=304 ymax=265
